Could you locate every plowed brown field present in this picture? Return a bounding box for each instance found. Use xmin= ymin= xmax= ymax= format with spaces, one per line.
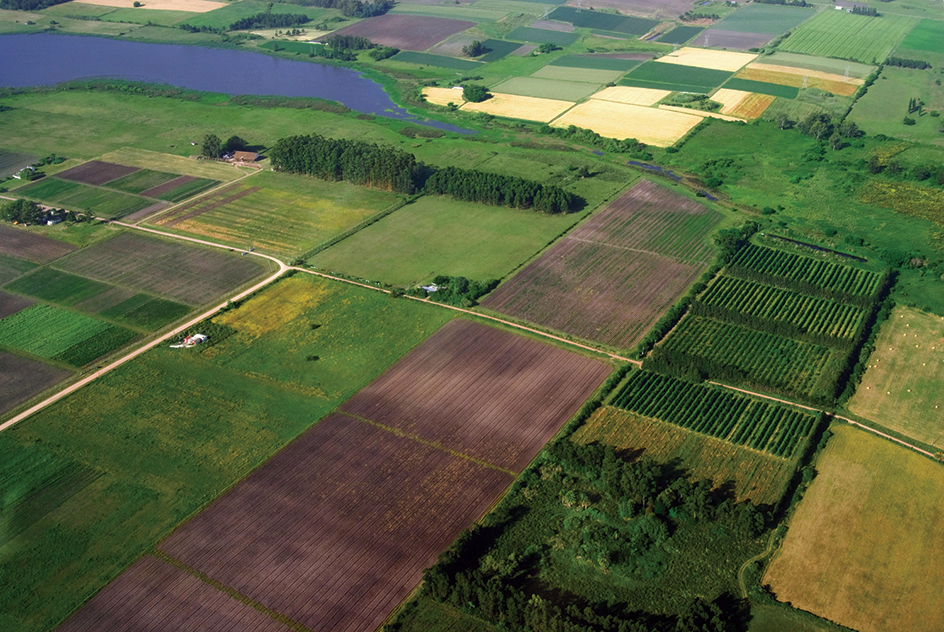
xmin=56 ymin=161 xmax=139 ymax=186
xmin=330 ymin=14 xmax=474 ymax=51
xmin=0 ymin=351 xmax=71 ymax=415
xmin=0 ymin=225 xmax=76 ymax=263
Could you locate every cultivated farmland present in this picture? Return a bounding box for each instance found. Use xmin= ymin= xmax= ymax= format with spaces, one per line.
xmin=492 ymin=76 xmax=599 ymax=102
xmin=0 ymin=291 xmax=33 ymax=320
xmin=530 ymin=65 xmax=623 ymax=85
xmin=551 ymin=100 xmax=702 ymax=145
xmin=56 ymin=185 xmax=153 ymax=218
xmin=550 ymin=55 xmax=640 ymax=71
xmin=0 ymin=351 xmax=71 ymax=415
xmin=623 ymin=61 xmax=733 ymax=93
xmin=0 ymin=225 xmax=76 ymax=263
xmin=6 ymin=268 xmax=111 ymax=307
xmin=710 ymin=3 xmax=813 ymax=34
xmin=737 ymin=63 xmax=862 ymax=97
xmin=764 ymin=425 xmax=944 ymax=632
xmin=712 ymin=89 xmax=775 ymax=118
xmin=330 ymin=14 xmax=474 ymax=50
xmin=691 ymin=29 xmax=775 ymax=51
xmin=655 ymin=47 xmax=756 ymax=72
xmin=483 ymin=179 xmax=720 ymax=349
xmin=779 ymin=11 xmax=919 ymax=64
xmin=505 ymin=26 xmax=578 ymax=46
xmin=55 ymin=232 xmax=265 ymax=305
xmin=461 ymin=92 xmax=574 ymax=122
xmin=573 ymin=406 xmax=801 ymax=506
xmin=0 ymin=150 xmax=34 ymax=177
xmin=55 ymin=160 xmax=139 ymax=186
xmin=898 ymin=18 xmax=944 ymax=54
xmin=105 ymin=168 xmax=180 ymax=194
xmin=16 ymin=177 xmax=84 ymax=203
xmin=590 ymin=85 xmax=670 ymax=106
xmin=547 ymin=6 xmax=657 ymax=34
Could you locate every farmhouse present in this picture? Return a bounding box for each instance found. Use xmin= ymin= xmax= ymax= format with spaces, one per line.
xmin=230 ymin=151 xmax=259 ymax=163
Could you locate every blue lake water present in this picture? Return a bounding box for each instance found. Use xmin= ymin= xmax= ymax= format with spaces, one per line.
xmin=0 ymin=33 xmax=470 ymax=132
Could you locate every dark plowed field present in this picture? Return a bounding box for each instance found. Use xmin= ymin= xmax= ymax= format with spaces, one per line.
xmin=56 ymin=160 xmax=139 ymax=186
xmin=0 ymin=351 xmax=71 ymax=415
xmin=565 ymin=0 xmax=692 ymax=19
xmin=330 ymin=14 xmax=475 ymax=51
xmin=56 ymin=233 xmax=264 ymax=306
xmin=161 ymin=414 xmax=513 ymax=632
xmin=0 ymin=291 xmax=34 ymax=319
xmin=342 ymin=319 xmax=610 ymax=472
xmin=57 ymin=555 xmax=295 ymax=632
xmin=691 ymin=29 xmax=774 ymax=50
xmin=482 ymin=180 xmax=720 ymax=350
xmin=0 ymin=225 xmax=77 ymax=263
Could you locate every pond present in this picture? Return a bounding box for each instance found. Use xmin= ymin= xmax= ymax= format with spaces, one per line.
xmin=0 ymin=33 xmax=469 ymax=132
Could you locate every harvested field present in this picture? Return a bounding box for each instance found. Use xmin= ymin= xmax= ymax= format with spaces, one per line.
xmin=160 ymin=413 xmax=514 ymax=632
xmin=530 ymin=19 xmax=574 ymax=32
xmin=573 ymin=406 xmax=797 ymax=506
xmin=658 ymin=105 xmax=744 ymax=122
xmin=0 ymin=225 xmax=76 ymax=263
xmin=712 ymin=88 xmax=752 ymax=113
xmin=591 ymin=85 xmax=670 ymax=106
xmin=77 ymin=0 xmax=224 ymax=11
xmin=550 ymin=101 xmax=702 ymax=146
xmin=690 ymin=29 xmax=774 ymax=50
xmin=461 ymin=92 xmax=574 ymax=123
xmin=738 ymin=63 xmax=862 ymax=97
xmin=764 ymin=425 xmax=944 ymax=632
xmin=762 ymin=52 xmax=873 ymax=79
xmin=492 ymin=76 xmax=599 ymax=101
xmin=483 ymin=180 xmax=719 ymax=348
xmin=55 ymin=160 xmax=139 ymax=186
xmin=505 ymin=26 xmax=578 ymax=46
xmin=330 ymin=14 xmax=474 ymax=51
xmin=122 ymin=201 xmax=169 ymax=224
xmin=656 ymin=47 xmax=756 ymax=72
xmin=714 ymin=88 xmax=778 ymax=118
xmin=56 ymin=232 xmax=264 ymax=305
xmin=58 ymin=555 xmax=294 ymax=632
xmin=530 ymin=65 xmax=623 ymax=84
xmin=423 ymin=86 xmax=467 ymax=106
xmin=0 ymin=351 xmax=71 ymax=415
xmin=509 ymin=43 xmax=537 ymax=56
xmin=341 ymin=320 xmax=610 ymax=471
xmin=0 ymin=291 xmax=34 ymax=320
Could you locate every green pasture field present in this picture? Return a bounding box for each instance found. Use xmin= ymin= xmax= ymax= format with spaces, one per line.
xmin=471 ymin=0 xmax=557 ymax=13
xmin=779 ymin=11 xmax=919 ymax=64
xmin=101 ymin=7 xmax=196 ymax=26
xmin=492 ymin=76 xmax=599 ymax=100
xmin=530 ymin=65 xmax=623 ymax=84
xmin=57 ymin=185 xmax=153 ymax=218
xmin=477 ymin=39 xmax=523 ymax=62
xmin=0 ymin=150 xmax=35 ymax=178
xmin=898 ymin=18 xmax=944 ymax=53
xmin=505 ymin=26 xmax=578 ymax=46
xmin=848 ymin=66 xmax=944 ymax=145
xmin=181 ymin=1 xmax=333 ymax=29
xmin=105 ymin=168 xmax=179 ymax=194
xmin=17 ymin=177 xmax=84 ymax=203
xmin=0 ymin=255 xmax=38 ymax=286
xmin=100 ymin=294 xmax=192 ymax=331
xmin=390 ymin=51 xmax=483 ymax=70
xmin=712 ymin=3 xmax=814 ymax=34
xmin=550 ymin=55 xmax=640 ymax=71
xmin=259 ymin=40 xmax=327 ymax=55
xmin=39 ymin=2 xmax=116 ymax=18
xmin=724 ymin=78 xmax=799 ymax=99
xmin=764 ymin=424 xmax=944 ymax=632
xmin=759 ymin=97 xmax=826 ymax=124
xmin=153 ymin=177 xmax=219 ymax=202
xmin=658 ymin=25 xmax=703 ymax=44
xmin=310 ymin=194 xmax=584 ymax=286
xmin=762 ymin=52 xmax=873 ymax=79
xmin=0 ymin=304 xmax=111 ymax=360
xmin=847 ymin=306 xmax=944 ymax=448
xmin=6 ymin=268 xmax=111 ymax=307
xmin=388 ymin=3 xmax=509 ymax=21
xmin=0 ymin=274 xmax=453 ymax=632
xmin=98 ymin=149 xmax=241 ymax=182
xmin=149 ymin=170 xmax=399 ymax=259
xmin=624 ymin=62 xmax=733 ymax=91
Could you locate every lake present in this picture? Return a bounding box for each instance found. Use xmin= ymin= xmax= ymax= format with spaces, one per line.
xmin=0 ymin=33 xmax=469 ymax=132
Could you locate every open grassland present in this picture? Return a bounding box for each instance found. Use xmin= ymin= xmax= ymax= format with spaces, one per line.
xmin=712 ymin=3 xmax=814 ymax=34
xmin=573 ymin=406 xmax=799 ymax=506
xmin=423 ymin=86 xmax=467 ymax=106
xmin=98 ymin=148 xmax=242 ymax=181
xmin=0 ymin=225 xmax=76 ymax=264
xmin=655 ymin=47 xmax=756 ymax=72
xmin=98 ymin=7 xmax=196 ymax=26
xmin=764 ymin=425 xmax=944 ymax=632
xmin=461 ymin=92 xmax=574 ymax=122
xmin=0 ymin=150 xmax=34 ymax=178
xmin=0 ymin=351 xmax=72 ymax=416
xmin=849 ymin=66 xmax=944 ymax=146
xmin=779 ymin=11 xmax=919 ymax=64
xmin=848 ymin=306 xmax=944 ymax=448
xmin=898 ymin=18 xmax=944 ymax=53
xmin=0 ymin=275 xmax=453 ymax=632
xmin=56 ymin=232 xmax=265 ymax=305
xmin=150 ymin=171 xmax=398 ymax=258
xmin=858 ymin=179 xmax=944 ymax=230
xmin=738 ymin=63 xmax=861 ymax=97
xmin=551 ymin=101 xmax=702 ymax=146
xmin=590 ymin=85 xmax=670 ymax=106
xmin=492 ymin=76 xmax=599 ymax=101
xmin=761 ymin=52 xmax=873 ymax=79
xmin=310 ymin=194 xmax=582 ymax=286
xmin=77 ymin=0 xmax=224 ymax=11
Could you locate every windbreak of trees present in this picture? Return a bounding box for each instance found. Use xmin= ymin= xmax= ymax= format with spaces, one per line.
xmin=851 ymin=5 xmax=878 ymax=15
xmin=0 ymin=0 xmax=68 ymax=10
xmin=229 ymin=11 xmax=312 ymax=30
xmin=886 ymin=57 xmax=931 ymax=69
xmin=269 ymin=134 xmax=419 ymax=193
xmin=325 ymin=33 xmax=373 ymax=50
xmin=288 ymin=0 xmax=393 ymax=18
xmin=424 ymin=166 xmax=578 ymax=214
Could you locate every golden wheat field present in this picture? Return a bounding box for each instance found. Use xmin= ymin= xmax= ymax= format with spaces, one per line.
xmin=550 ymin=100 xmax=701 ymax=146
xmin=590 ymin=86 xmax=671 ymax=106
xmin=728 ymin=92 xmax=776 ymax=118
xmin=422 ymin=87 xmax=466 ymax=107
xmin=461 ymin=92 xmax=574 ymax=123
xmin=658 ymin=104 xmax=744 ymax=122
xmin=711 ymin=88 xmax=751 ymax=113
xmin=739 ymin=63 xmax=862 ymax=96
xmin=656 ymin=47 xmax=757 ymax=72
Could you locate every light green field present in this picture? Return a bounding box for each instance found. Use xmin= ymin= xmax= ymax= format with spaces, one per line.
xmin=530 ymin=64 xmax=623 ymax=84
xmin=492 ymin=76 xmax=600 ymax=101
xmin=148 ymin=170 xmax=399 ymax=258
xmin=779 ymin=11 xmax=919 ymax=64
xmin=311 ymin=194 xmax=584 ymax=286
xmin=101 ymin=7 xmax=196 ymax=26
xmin=57 ymin=185 xmax=153 ymax=218
xmin=99 ymin=148 xmax=241 ymax=181
xmin=764 ymin=424 xmax=944 ymax=632
xmin=40 ymin=2 xmax=116 ymax=18
xmin=848 ymin=65 xmax=944 ymax=145
xmin=0 ymin=304 xmax=111 ymax=359
xmin=389 ymin=3 xmax=509 ymax=21
xmin=847 ymin=306 xmax=944 ymax=448
xmin=181 ymin=1 xmax=333 ymax=29
xmin=762 ymin=52 xmax=873 ymax=79
xmin=0 ymin=274 xmax=453 ymax=632
xmin=898 ymin=18 xmax=944 ymax=53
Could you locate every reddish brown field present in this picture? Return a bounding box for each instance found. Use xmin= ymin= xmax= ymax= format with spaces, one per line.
xmin=55 ymin=233 xmax=264 ymax=306
xmin=160 ymin=413 xmax=514 ymax=632
xmin=139 ymin=175 xmax=195 ymax=198
xmin=482 ymin=179 xmax=720 ymax=349
xmin=0 ymin=291 xmax=34 ymax=320
xmin=55 ymin=161 xmax=139 ymax=186
xmin=342 ymin=319 xmax=610 ymax=472
xmin=57 ymin=555 xmax=295 ymax=632
xmin=0 ymin=225 xmax=76 ymax=263
xmin=565 ymin=0 xmax=691 ymax=19
xmin=0 ymin=351 xmax=71 ymax=415
xmin=122 ymin=201 xmax=169 ymax=224
xmin=330 ymin=14 xmax=475 ymax=51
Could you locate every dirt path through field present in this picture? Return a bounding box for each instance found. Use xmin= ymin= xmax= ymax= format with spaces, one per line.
xmin=738 ymin=528 xmax=779 ymax=598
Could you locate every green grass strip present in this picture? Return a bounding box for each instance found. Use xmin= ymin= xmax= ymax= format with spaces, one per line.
xmin=390 ymin=51 xmax=483 ymax=70
xmin=724 ymin=78 xmax=799 ymax=99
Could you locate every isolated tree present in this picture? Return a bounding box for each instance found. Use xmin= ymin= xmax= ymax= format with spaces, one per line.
xmin=463 ymin=84 xmax=491 ymax=103
xmin=201 ymin=133 xmax=222 ymax=159
xmin=0 ymin=198 xmax=43 ymax=224
xmin=461 ymin=40 xmax=486 ymax=57
xmin=537 ymin=42 xmax=558 ymax=54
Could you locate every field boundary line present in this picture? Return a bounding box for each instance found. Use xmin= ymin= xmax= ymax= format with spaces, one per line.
xmin=705 ymin=382 xmax=822 ymax=412
xmin=338 ymin=411 xmax=518 ymax=476
xmin=834 ymin=415 xmax=937 ymax=459
xmin=134 ymin=166 xmax=261 ymax=225
xmin=566 ymin=234 xmax=713 ymax=265
xmin=738 ymin=528 xmax=779 ymax=598
xmin=151 ymin=550 xmax=315 ymax=632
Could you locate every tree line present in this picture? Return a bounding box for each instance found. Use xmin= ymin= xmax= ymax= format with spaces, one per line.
xmin=292 ymin=0 xmax=392 ymax=18
xmin=424 ymin=166 xmax=579 ymax=214
xmin=850 ymin=5 xmax=878 ymax=15
xmin=887 ymin=57 xmax=931 ymax=69
xmin=0 ymin=0 xmax=68 ymax=10
xmin=229 ymin=11 xmax=311 ymax=31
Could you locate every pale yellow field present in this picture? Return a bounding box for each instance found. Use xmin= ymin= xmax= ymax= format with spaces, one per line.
xmin=550 ymin=100 xmax=702 ymax=146
xmin=658 ymin=104 xmax=743 ymax=122
xmin=711 ymin=88 xmax=752 ymax=114
xmin=738 ymin=63 xmax=862 ymax=96
xmin=98 ymin=148 xmax=242 ymax=181
xmin=656 ymin=47 xmax=756 ymax=72
xmin=764 ymin=424 xmax=944 ymax=632
xmin=422 ymin=87 xmax=465 ymax=107
xmin=728 ymin=92 xmax=775 ymax=119
xmin=461 ymin=92 xmax=574 ymax=123
xmin=748 ymin=62 xmax=864 ymax=86
xmin=590 ymin=86 xmax=670 ymax=106
xmin=74 ymin=0 xmax=225 ymax=11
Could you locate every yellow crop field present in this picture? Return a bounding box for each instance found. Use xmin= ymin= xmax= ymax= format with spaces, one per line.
xmin=422 ymin=87 xmax=465 ymax=107
xmin=712 ymin=88 xmax=751 ymax=113
xmin=764 ymin=424 xmax=944 ymax=632
xmin=658 ymin=104 xmax=744 ymax=122
xmin=214 ymin=275 xmax=333 ymax=340
xmin=550 ymin=100 xmax=701 ymax=146
xmin=848 ymin=306 xmax=944 ymax=448
xmin=656 ymin=47 xmax=756 ymax=72
xmin=572 ymin=407 xmax=798 ymax=506
xmin=729 ymin=92 xmax=775 ymax=119
xmin=99 ymin=148 xmax=241 ymax=181
xmin=461 ymin=92 xmax=574 ymax=123
xmin=80 ymin=0 xmax=225 ymax=11
xmin=739 ymin=63 xmax=861 ymax=96
xmin=590 ymin=86 xmax=670 ymax=106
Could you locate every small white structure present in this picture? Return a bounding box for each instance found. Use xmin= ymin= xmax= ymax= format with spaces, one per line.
xmin=170 ymin=333 xmax=208 ymax=348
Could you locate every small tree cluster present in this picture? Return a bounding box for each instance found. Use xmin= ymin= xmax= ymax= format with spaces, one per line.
xmin=0 ymin=198 xmax=43 ymax=224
